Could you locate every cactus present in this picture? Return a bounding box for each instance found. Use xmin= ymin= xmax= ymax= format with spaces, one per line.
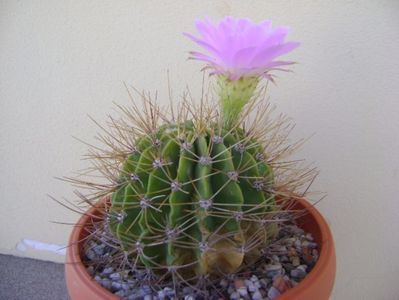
xmin=62 ymin=16 xmax=317 ymax=296
xmin=108 ymin=116 xmax=276 ymax=275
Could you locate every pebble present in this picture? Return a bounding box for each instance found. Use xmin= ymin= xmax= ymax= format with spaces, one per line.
xmin=141 ymin=285 xmax=152 ymax=296
xmin=220 ymin=278 xmax=229 ymax=288
xmin=121 ymin=282 xmax=130 ymax=291
xmin=157 ymin=291 xmax=166 ymax=299
xmin=234 ymin=279 xmax=245 ymax=289
xmin=259 ymin=278 xmax=269 ymax=288
xmin=267 ymin=286 xmax=281 ymax=299
xmin=276 ymin=245 xmax=288 ymax=254
xmin=288 ymin=247 xmax=297 ymax=257
xmin=252 ymin=290 xmax=263 ymax=300
xmin=290 ymin=266 xmax=307 ymax=279
xmin=273 ymin=275 xmax=291 ymax=293
xmin=280 ymin=255 xmax=289 ymax=262
xmin=250 ymin=275 xmax=258 ymax=282
xmin=84 ymin=220 xmax=318 ymax=300
xmin=292 ymin=256 xmax=300 ymax=266
xmin=248 ymin=283 xmax=257 ymax=293
xmin=227 ymin=286 xmax=234 ymax=294
xmin=102 ymin=267 xmax=114 ymax=275
xmin=100 ymin=278 xmax=112 ymax=289
xmin=93 ymin=244 xmax=105 ymax=255
xmin=86 ymin=249 xmax=96 ymax=260
xmin=271 ymin=254 xmax=280 ymax=262
xmin=237 ymin=286 xmax=248 ymax=297
xmin=111 ymin=281 xmax=122 ymax=292
xmin=265 ymin=264 xmax=282 ymax=278
xmin=163 ymin=287 xmax=175 ymax=297
xmin=183 ymin=286 xmax=193 ymax=295
xmin=114 ymin=290 xmax=126 ymax=297
xmin=109 ymin=272 xmax=121 ymax=281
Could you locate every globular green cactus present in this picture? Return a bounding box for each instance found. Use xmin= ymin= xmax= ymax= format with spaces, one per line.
xmin=108 ymin=113 xmax=277 ymax=276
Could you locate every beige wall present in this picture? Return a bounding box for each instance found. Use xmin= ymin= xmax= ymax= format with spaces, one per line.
xmin=1 ymin=1 xmax=398 ymax=298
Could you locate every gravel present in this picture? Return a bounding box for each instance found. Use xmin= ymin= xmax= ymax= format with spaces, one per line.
xmin=83 ymin=222 xmax=319 ymax=299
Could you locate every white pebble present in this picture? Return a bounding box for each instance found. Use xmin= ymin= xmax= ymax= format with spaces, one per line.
xmin=111 ymin=281 xmax=122 ymax=290
xmin=238 ymin=286 xmax=248 ymax=297
xmin=250 ymin=275 xmax=259 ymax=282
xmin=252 ymin=290 xmax=263 ymax=300
xmin=157 ymin=291 xmax=165 ymax=299
xmin=114 ymin=290 xmax=126 ymax=297
xmin=248 ymin=284 xmax=257 ymax=293
xmin=101 ymin=279 xmax=112 ymax=289
xmin=267 ymin=286 xmax=281 ymax=299
xmin=220 ymin=278 xmax=229 ymax=288
xmin=102 ymin=267 xmax=113 ymax=275
xmin=109 ymin=272 xmax=121 ymax=280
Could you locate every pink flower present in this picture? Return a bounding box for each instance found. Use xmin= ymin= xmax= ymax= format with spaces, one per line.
xmin=184 ymin=16 xmax=300 ymax=81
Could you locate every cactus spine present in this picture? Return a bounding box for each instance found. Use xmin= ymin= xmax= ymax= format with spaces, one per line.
xmin=107 ymin=93 xmax=281 ymax=276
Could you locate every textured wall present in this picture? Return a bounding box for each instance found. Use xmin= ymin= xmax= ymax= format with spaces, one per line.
xmin=1 ymin=1 xmax=398 ymax=298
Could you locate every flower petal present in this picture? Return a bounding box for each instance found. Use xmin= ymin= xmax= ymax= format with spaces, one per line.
xmin=184 ymin=16 xmax=299 ymax=80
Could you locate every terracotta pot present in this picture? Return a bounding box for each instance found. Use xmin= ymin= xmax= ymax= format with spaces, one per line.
xmin=65 ymin=198 xmax=336 ymax=300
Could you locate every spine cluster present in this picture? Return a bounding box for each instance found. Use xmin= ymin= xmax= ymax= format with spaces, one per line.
xmin=109 ymin=120 xmax=276 ymax=276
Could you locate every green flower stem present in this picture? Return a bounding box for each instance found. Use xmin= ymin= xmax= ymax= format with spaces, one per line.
xmin=218 ymin=75 xmax=259 ymax=128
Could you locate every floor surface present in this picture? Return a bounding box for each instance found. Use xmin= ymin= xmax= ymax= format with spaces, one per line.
xmin=0 ymin=254 xmax=68 ymax=300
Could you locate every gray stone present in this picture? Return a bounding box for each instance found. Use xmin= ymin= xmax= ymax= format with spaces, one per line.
xmin=102 ymin=267 xmax=114 ymax=275
xmin=183 ymin=286 xmax=193 ymax=295
xmin=252 ymin=290 xmax=263 ymax=300
xmin=140 ymin=285 xmax=152 ymax=296
xmin=114 ymin=289 xmax=126 ymax=297
xmin=259 ymin=278 xmax=270 ymax=288
xmin=268 ymin=286 xmax=281 ymax=299
xmin=237 ymin=286 xmax=248 ymax=297
xmin=100 ymin=278 xmax=112 ymax=289
xmin=144 ymin=295 xmax=153 ymax=300
xmin=111 ymin=281 xmax=122 ymax=291
xmin=121 ymin=282 xmax=130 ymax=291
xmin=157 ymin=290 xmax=166 ymax=299
xmin=248 ymin=284 xmax=257 ymax=293
xmin=305 ymin=233 xmax=314 ymax=241
xmin=220 ymin=278 xmax=229 ymax=288
xmin=271 ymin=254 xmax=280 ymax=262
xmin=292 ymin=256 xmax=300 ymax=267
xmin=86 ymin=249 xmax=96 ymax=260
xmin=109 ymin=272 xmax=121 ymax=281
xmin=290 ymin=267 xmax=307 ymax=279
xmin=250 ymin=275 xmax=259 ymax=282
xmin=93 ymin=244 xmax=105 ymax=255
xmin=265 ymin=264 xmax=282 ymax=278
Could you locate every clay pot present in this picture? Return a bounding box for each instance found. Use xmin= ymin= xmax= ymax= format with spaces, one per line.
xmin=65 ymin=198 xmax=336 ymax=300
